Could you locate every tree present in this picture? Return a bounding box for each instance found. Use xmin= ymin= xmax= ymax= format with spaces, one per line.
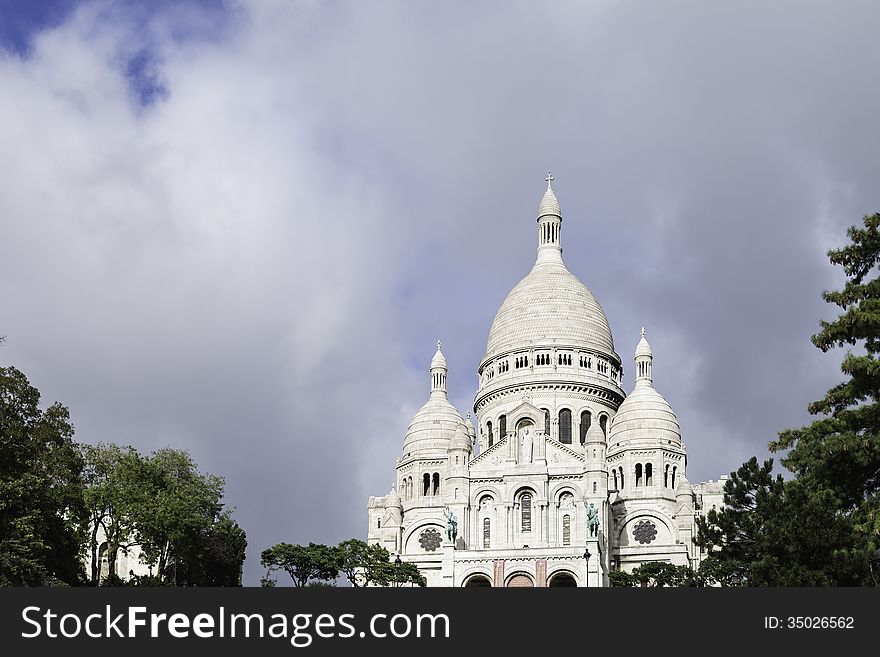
xmin=0 ymin=366 xmax=86 ymax=586
xmin=694 ymin=457 xmax=868 ymax=585
xmin=384 ymin=558 xmax=426 ymax=587
xmin=770 ymin=212 xmax=880 ymax=565
xmin=172 ymin=512 xmax=246 ymax=586
xmin=81 ymin=443 xmax=147 ymax=583
xmin=133 ymin=448 xmax=225 ymax=581
xmin=609 ymin=561 xmax=700 ymax=587
xmin=261 ymin=543 xmax=339 ymax=587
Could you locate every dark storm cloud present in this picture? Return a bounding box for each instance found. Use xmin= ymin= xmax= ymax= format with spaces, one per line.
xmin=1 ymin=1 xmax=879 ymax=583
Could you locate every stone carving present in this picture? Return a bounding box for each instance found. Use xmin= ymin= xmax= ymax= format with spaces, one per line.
xmin=444 ymin=506 xmax=458 ymax=543
xmin=585 ymin=502 xmax=599 ymax=537
xmin=419 ymin=528 xmax=442 ymax=552
xmin=519 ymin=427 xmax=534 ymax=463
xmin=559 ymin=492 xmax=575 ymax=509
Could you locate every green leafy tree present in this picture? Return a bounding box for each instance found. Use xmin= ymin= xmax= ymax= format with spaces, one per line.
xmin=174 ymin=512 xmax=247 ymax=586
xmin=385 ymin=558 xmax=426 ymax=587
xmin=0 ymin=366 xmax=86 ymax=586
xmin=260 ymin=542 xmax=339 ymax=587
xmin=609 ymin=561 xmax=699 ymax=587
xmin=133 ymin=448 xmax=225 ymax=581
xmin=772 ymin=212 xmax=880 ymax=547
xmin=81 ymin=443 xmax=147 ymax=583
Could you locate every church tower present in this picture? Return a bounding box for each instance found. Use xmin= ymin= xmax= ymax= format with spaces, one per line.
xmin=606 ymin=329 xmax=694 ymax=570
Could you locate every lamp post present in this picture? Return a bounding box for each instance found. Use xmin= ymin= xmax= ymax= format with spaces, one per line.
xmin=583 ymin=548 xmax=591 ymax=588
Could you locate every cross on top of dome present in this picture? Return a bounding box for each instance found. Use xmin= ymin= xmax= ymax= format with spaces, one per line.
xmin=545 ymin=171 xmax=554 ymax=190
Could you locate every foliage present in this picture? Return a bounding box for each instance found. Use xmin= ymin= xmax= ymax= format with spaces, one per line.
xmin=772 ymin=212 xmax=880 ymax=544
xmin=694 ymin=457 xmax=869 ymax=585
xmin=133 ymin=448 xmax=226 ymax=581
xmin=263 ymin=539 xmax=427 ymax=587
xmin=81 ymin=443 xmax=146 ymax=583
xmin=172 ymin=512 xmax=247 ymax=586
xmin=261 ymin=542 xmax=340 ymax=587
xmin=0 ymin=366 xmax=87 ymax=586
xmin=609 ymin=561 xmax=699 ymax=587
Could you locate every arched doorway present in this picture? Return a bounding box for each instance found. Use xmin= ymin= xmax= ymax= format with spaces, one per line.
xmin=507 ymin=573 xmax=534 ymax=587
xmin=463 ymin=575 xmax=492 ymax=587
xmin=548 ymin=572 xmax=577 ymax=587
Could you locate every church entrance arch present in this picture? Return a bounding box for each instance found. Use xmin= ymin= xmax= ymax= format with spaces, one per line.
xmin=548 ymin=571 xmax=577 ymax=587
xmin=463 ymin=574 xmax=492 ymax=587
xmin=506 ymin=573 xmax=534 ymax=587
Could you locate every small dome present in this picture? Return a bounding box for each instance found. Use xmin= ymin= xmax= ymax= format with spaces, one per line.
xmin=584 ymin=419 xmax=605 ymax=444
xmin=431 ymin=341 xmax=447 ymax=370
xmin=675 ymin=475 xmax=692 ymax=498
xmin=538 ymin=187 xmax=561 ymax=218
xmin=450 ymin=424 xmax=472 ymax=452
xmin=387 ymin=486 xmax=402 ymax=508
xmin=608 ymin=384 xmax=681 ymax=447
xmin=402 ymin=396 xmax=464 ymax=454
xmin=635 ymin=327 xmax=652 ymax=358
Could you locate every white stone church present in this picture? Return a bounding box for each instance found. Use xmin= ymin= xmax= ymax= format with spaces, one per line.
xmin=367 ymin=176 xmax=726 ymax=587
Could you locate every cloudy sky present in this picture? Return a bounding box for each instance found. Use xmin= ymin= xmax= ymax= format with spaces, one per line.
xmin=2 ymin=0 xmax=879 ymax=584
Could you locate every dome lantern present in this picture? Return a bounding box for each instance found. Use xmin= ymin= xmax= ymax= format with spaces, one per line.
xmin=536 ymin=171 xmax=563 ymax=264
xmin=430 ymin=339 xmax=448 ymax=398
xmin=635 ymin=327 xmax=653 ymax=387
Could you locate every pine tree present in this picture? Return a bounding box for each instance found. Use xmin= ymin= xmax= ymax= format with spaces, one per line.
xmin=772 ymin=212 xmax=880 ymax=546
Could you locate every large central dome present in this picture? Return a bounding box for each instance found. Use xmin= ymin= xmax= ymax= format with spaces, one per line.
xmin=483 ymin=181 xmax=616 ymax=362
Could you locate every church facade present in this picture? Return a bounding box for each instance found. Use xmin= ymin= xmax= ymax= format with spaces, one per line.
xmin=367 ymin=177 xmax=726 ymax=587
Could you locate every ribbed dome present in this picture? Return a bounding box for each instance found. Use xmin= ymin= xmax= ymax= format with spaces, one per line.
xmin=485 ymin=260 xmax=616 ymax=359
xmin=608 ymin=384 xmax=681 ymax=446
xmin=635 ymin=329 xmax=652 ymax=358
xmin=450 ymin=423 xmax=472 ymax=452
xmin=402 ymin=396 xmax=464 ymax=454
xmin=538 ymin=187 xmax=561 ymax=218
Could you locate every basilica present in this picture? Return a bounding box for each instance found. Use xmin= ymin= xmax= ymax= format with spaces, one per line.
xmin=367 ymin=176 xmax=726 ymax=587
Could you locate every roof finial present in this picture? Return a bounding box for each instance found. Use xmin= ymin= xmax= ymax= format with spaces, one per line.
xmin=436 ymin=339 xmax=442 ymax=351
xmin=641 ymin=326 xmax=646 ymax=338
xmin=545 ymin=171 xmax=554 ymax=190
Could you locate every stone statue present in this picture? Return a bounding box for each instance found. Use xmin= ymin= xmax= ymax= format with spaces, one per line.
xmin=520 ymin=428 xmax=533 ymax=463
xmin=585 ymin=502 xmax=599 ymax=538
xmin=444 ymin=506 xmax=458 ymax=543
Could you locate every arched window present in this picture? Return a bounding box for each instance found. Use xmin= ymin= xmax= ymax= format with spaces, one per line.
xmin=562 ymin=514 xmax=571 ymax=546
xmin=646 ymin=463 xmax=653 ymax=486
xmin=378 ymin=518 xmax=381 ymax=529
xmin=543 ymin=408 xmax=551 ymax=435
xmin=521 ymin=493 xmax=532 ymax=533
xmin=433 ymin=472 xmax=440 ymax=496
xmin=592 ymin=481 xmax=597 ymax=494
xmin=580 ymin=410 xmax=591 ymax=444
xmin=423 ymin=473 xmax=430 ymax=496
xmin=559 ymin=409 xmax=572 ymax=444
xmin=636 ymin=463 xmax=643 ymax=487
xmin=487 ymin=421 xmax=494 ymax=448
xmin=672 ymin=466 xmax=677 ymax=488
xmin=483 ymin=518 xmax=491 ymax=549
xmin=599 ymin=414 xmax=608 ymax=437
xmin=499 ymin=415 xmax=507 ymax=440
xmin=665 ymin=464 xmax=670 ymax=488
xmin=619 ymin=467 xmax=625 ymax=489
xmin=613 ymin=469 xmax=619 ymax=490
